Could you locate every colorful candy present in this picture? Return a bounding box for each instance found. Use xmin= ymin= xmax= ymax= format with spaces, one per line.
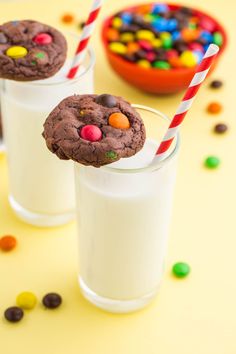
xmin=80 ymin=125 xmax=102 ymax=142
xmin=204 ymin=156 xmax=220 ymax=169
xmin=42 ymin=293 xmax=62 ymax=309
xmin=210 ymin=79 xmax=223 ymax=89
xmin=105 ymin=151 xmax=118 ymax=160
xmin=0 ymin=235 xmax=17 ymax=251
xmin=33 ymin=33 xmax=53 ymax=45
xmin=95 ymin=94 xmax=117 ymax=108
xmin=61 ymin=13 xmax=75 ymax=24
xmin=207 ymin=102 xmax=222 ymax=114
xmin=6 ymin=46 xmax=28 ymax=59
xmin=106 ymin=5 xmax=224 ymax=70
xmin=108 ymin=112 xmax=130 ymax=129
xmin=172 ymin=262 xmax=191 ymax=278
xmin=16 ymin=292 xmax=37 ymax=310
xmin=214 ymin=123 xmax=228 ymax=134
xmin=4 ymin=307 xmax=24 ymax=323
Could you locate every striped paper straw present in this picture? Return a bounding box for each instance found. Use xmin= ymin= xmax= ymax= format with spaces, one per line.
xmin=154 ymin=44 xmax=219 ymax=163
xmin=67 ymin=0 xmax=103 ymax=79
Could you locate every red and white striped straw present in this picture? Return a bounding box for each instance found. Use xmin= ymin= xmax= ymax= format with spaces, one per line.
xmin=154 ymin=44 xmax=219 ymax=163
xmin=67 ymin=0 xmax=103 ymax=79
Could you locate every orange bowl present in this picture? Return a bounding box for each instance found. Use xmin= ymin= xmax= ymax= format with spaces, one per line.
xmin=101 ymin=3 xmax=227 ymax=94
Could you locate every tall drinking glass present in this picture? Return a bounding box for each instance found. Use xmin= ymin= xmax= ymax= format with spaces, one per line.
xmin=74 ymin=105 xmax=180 ymax=313
xmin=0 ymin=34 xmax=95 ymax=227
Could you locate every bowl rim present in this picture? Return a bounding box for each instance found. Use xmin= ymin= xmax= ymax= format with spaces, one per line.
xmin=101 ymin=2 xmax=228 ymax=75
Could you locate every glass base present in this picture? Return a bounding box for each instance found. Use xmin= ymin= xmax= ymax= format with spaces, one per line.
xmin=79 ymin=277 xmax=159 ymax=313
xmin=9 ymin=195 xmax=75 ymax=227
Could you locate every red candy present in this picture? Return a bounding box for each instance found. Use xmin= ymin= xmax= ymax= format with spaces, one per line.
xmin=80 ymin=125 xmax=102 ymax=142
xmin=33 ymin=33 xmax=53 ymax=45
xmin=166 ymin=49 xmax=178 ymax=60
xmin=188 ymin=42 xmax=204 ymax=52
xmin=138 ymin=40 xmax=153 ymax=51
xmin=200 ymin=18 xmax=216 ymax=32
xmin=146 ymin=52 xmax=156 ymax=62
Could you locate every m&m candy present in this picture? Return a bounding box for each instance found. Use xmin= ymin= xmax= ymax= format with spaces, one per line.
xmin=172 ymin=262 xmax=191 ymax=278
xmin=4 ymin=307 xmax=24 ymax=323
xmin=33 ymin=33 xmax=53 ymax=45
xmin=207 ymin=102 xmax=222 ymax=114
xmin=16 ymin=292 xmax=37 ymax=310
xmin=108 ymin=112 xmax=130 ymax=129
xmin=0 ymin=235 xmax=17 ymax=251
xmin=80 ymin=125 xmax=102 ymax=142
xmin=6 ymin=46 xmax=28 ymax=59
xmin=204 ymin=156 xmax=221 ymax=169
xmin=42 ymin=293 xmax=62 ymax=309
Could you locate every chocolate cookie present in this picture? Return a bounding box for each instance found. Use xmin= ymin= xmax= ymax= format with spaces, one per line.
xmin=0 ymin=20 xmax=67 ymax=81
xmin=43 ymin=94 xmax=146 ymax=167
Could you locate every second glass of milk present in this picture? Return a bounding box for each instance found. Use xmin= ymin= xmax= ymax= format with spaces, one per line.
xmin=75 ymin=105 xmax=180 ymax=313
xmin=0 ymin=34 xmax=95 ymax=227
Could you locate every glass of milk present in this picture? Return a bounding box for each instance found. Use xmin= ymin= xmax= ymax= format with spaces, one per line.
xmin=74 ymin=104 xmax=180 ymax=313
xmin=0 ymin=33 xmax=95 ymax=227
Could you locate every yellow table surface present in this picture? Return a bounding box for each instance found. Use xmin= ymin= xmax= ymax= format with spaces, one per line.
xmin=0 ymin=0 xmax=236 ymax=353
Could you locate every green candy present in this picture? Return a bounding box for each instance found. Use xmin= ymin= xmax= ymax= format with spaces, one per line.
xmin=204 ymin=156 xmax=220 ymax=169
xmin=35 ymin=52 xmax=45 ymax=59
xmin=213 ymin=32 xmax=223 ymax=46
xmin=106 ymin=151 xmax=117 ymax=160
xmin=153 ymin=61 xmax=170 ymax=70
xmin=162 ymin=37 xmax=172 ymax=49
xmin=172 ymin=262 xmax=190 ymax=278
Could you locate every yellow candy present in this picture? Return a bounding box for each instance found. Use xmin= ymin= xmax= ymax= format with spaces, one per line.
xmin=6 ymin=46 xmax=28 ymax=59
xmin=120 ymin=32 xmax=134 ymax=43
xmin=160 ymin=32 xmax=171 ymax=40
xmin=112 ymin=17 xmax=123 ymax=29
xmin=180 ymin=50 xmax=197 ymax=68
xmin=109 ymin=42 xmax=127 ymax=55
xmin=136 ymin=30 xmax=155 ymax=41
xmin=137 ymin=60 xmax=151 ymax=69
xmin=16 ymin=291 xmax=37 ymax=310
xmin=152 ymin=38 xmax=162 ymax=48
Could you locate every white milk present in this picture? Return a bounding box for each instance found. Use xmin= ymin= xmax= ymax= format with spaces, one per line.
xmin=1 ymin=59 xmax=94 ymax=226
xmin=75 ymin=138 xmax=178 ymax=311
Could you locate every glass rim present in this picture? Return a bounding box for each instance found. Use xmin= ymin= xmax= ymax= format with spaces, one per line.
xmin=100 ymin=104 xmax=180 ymax=174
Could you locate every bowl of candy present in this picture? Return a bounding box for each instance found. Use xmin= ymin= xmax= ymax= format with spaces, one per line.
xmin=101 ymin=3 xmax=227 ymax=94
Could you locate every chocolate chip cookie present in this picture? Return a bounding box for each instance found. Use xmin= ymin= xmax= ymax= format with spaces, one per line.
xmin=0 ymin=20 xmax=67 ymax=81
xmin=43 ymin=94 xmax=146 ymax=167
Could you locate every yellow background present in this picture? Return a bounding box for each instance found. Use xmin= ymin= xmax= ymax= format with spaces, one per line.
xmin=0 ymin=0 xmax=236 ymax=353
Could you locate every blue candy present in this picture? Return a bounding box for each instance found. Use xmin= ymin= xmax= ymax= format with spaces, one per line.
xmin=121 ymin=12 xmax=132 ymax=25
xmin=167 ymin=18 xmax=178 ymax=32
xmin=153 ymin=18 xmax=168 ymax=32
xmin=193 ymin=50 xmax=204 ymax=64
xmin=200 ymin=31 xmax=213 ymax=43
xmin=152 ymin=3 xmax=169 ymax=14
xmin=172 ymin=30 xmax=181 ymax=41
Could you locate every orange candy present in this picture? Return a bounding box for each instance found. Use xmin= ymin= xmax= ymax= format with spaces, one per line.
xmin=61 ymin=13 xmax=75 ymax=24
xmin=181 ymin=28 xmax=200 ymax=42
xmin=109 ymin=113 xmax=130 ymax=130
xmin=107 ymin=28 xmax=120 ymax=42
xmin=169 ymin=57 xmax=183 ymax=68
xmin=127 ymin=41 xmax=140 ymax=54
xmin=0 ymin=235 xmax=17 ymax=251
xmin=207 ymin=102 xmax=223 ymax=114
xmin=137 ymin=5 xmax=152 ymax=14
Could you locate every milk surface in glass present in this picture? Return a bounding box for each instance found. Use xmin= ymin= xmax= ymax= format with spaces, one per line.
xmin=1 ymin=49 xmax=95 ymax=227
xmin=75 ymin=106 xmax=179 ymax=313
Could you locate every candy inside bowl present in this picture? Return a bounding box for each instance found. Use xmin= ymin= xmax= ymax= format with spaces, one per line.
xmin=101 ymin=3 xmax=227 ymax=94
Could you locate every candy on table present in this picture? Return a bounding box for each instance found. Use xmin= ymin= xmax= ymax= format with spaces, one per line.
xmin=172 ymin=262 xmax=191 ymax=278
xmin=214 ymin=123 xmax=228 ymax=134
xmin=204 ymin=156 xmax=221 ymax=169
xmin=210 ymin=79 xmax=223 ymax=89
xmin=4 ymin=307 xmax=24 ymax=323
xmin=42 ymin=293 xmax=62 ymax=309
xmin=207 ymin=102 xmax=222 ymax=114
xmin=0 ymin=235 xmax=17 ymax=251
xmin=16 ymin=292 xmax=37 ymax=310
xmin=106 ymin=5 xmax=224 ymax=70
xmin=61 ymin=13 xmax=75 ymax=24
